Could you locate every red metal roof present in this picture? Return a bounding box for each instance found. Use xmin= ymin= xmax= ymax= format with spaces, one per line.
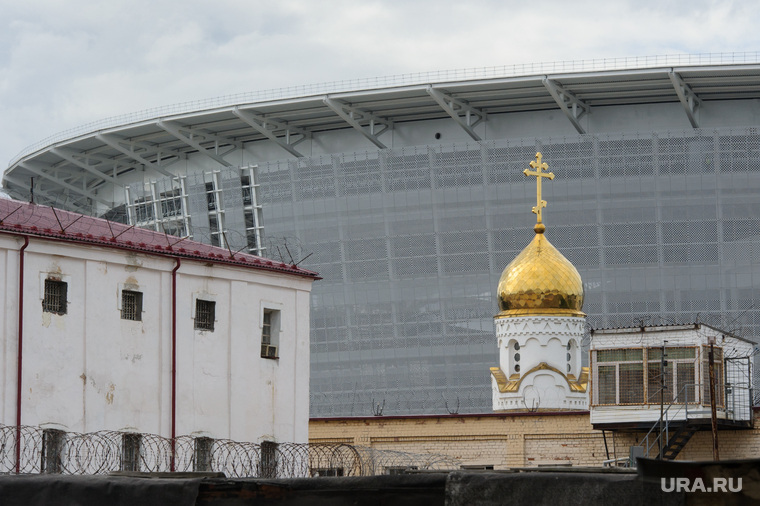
xmin=0 ymin=199 xmax=319 ymax=279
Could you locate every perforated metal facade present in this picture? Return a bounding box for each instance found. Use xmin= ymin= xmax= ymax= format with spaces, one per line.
xmin=252 ymin=127 xmax=760 ymax=416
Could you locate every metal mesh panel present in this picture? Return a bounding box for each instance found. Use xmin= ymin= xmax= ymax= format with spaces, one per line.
xmin=185 ymin=172 xmax=211 ymax=234
xmin=37 ymin=126 xmax=760 ymax=416
xmin=219 ymin=170 xmax=248 ymax=252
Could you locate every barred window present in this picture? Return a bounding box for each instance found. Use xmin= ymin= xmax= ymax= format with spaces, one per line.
xmin=43 ymin=279 xmax=67 ymax=315
xmin=594 ymin=346 xmax=700 ymax=406
xmin=593 ymin=348 xmax=644 ymax=405
xmin=41 ymin=429 xmax=65 ymax=474
xmin=121 ymin=290 xmax=143 ymax=321
xmin=194 ymin=437 xmax=214 ymax=472
xmin=260 ymin=441 xmax=278 ymax=478
xmin=121 ymin=433 xmax=141 ymax=472
xmin=195 ymin=299 xmax=215 ymax=331
xmin=647 ymin=347 xmax=698 ymax=404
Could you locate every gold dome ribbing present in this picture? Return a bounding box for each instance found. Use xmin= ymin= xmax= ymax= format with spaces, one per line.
xmin=496 ymin=226 xmax=585 ymax=318
xmin=495 ymin=152 xmax=585 ymax=318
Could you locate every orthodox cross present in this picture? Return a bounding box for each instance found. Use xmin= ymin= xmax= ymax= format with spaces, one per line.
xmin=523 ymin=152 xmax=554 ymax=225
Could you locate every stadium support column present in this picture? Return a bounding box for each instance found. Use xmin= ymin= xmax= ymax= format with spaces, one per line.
xmin=426 ymin=86 xmax=485 ymax=141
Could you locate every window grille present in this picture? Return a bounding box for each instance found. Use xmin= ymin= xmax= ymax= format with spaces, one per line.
xmin=42 ymin=279 xmax=67 ymax=315
xmin=240 ymin=166 xmax=266 ymax=256
xmin=194 ymin=437 xmax=214 ymax=472
xmin=205 ymin=182 xmax=217 ymax=211
xmin=260 ymin=441 xmax=278 ymax=478
xmin=647 ymin=347 xmax=698 ymax=404
xmin=261 ymin=310 xmax=278 ymax=359
xmin=312 ymin=467 xmax=345 ymax=477
xmin=593 ymin=349 xmax=644 ymax=405
xmin=121 ymin=290 xmax=143 ymax=321
xmin=195 ymin=299 xmax=215 ymax=331
xmin=134 ymin=197 xmax=154 ymax=222
xmin=159 ymin=189 xmax=182 ymax=218
xmin=593 ymin=347 xmax=701 ymax=406
xmin=41 ymin=429 xmax=65 ymax=474
xmin=121 ymin=433 xmax=141 ymax=472
xmin=125 ymin=179 xmax=191 ymax=238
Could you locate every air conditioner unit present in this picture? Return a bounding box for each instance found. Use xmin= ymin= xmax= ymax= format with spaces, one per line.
xmin=261 ymin=344 xmax=278 ymax=358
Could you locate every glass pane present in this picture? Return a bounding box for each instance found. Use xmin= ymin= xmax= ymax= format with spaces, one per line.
xmin=596 ymin=348 xmax=643 ymax=362
xmin=676 ymin=362 xmax=696 ymax=403
xmin=619 ymin=363 xmax=644 ymax=404
xmin=649 ymin=347 xmax=695 ymax=360
xmin=598 ymin=365 xmax=617 ymax=404
xmin=648 ymin=362 xmax=673 ymax=404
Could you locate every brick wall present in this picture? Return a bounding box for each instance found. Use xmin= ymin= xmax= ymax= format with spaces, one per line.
xmin=309 ymin=410 xmax=760 ymax=469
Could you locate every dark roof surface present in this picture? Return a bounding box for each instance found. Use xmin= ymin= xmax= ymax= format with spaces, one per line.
xmin=0 ymin=198 xmax=319 ymax=279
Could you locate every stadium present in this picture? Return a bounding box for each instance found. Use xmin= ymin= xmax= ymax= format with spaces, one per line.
xmin=4 ymin=53 xmax=760 ymax=416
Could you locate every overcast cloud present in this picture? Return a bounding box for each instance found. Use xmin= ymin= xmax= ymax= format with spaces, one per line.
xmin=2 ymin=0 xmax=759 ymax=168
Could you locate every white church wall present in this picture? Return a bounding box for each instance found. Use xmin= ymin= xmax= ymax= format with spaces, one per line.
xmin=493 ymin=316 xmax=588 ymax=412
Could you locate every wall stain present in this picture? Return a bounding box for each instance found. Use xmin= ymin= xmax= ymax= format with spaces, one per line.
xmin=124 ymin=253 xmax=143 ymax=271
xmin=105 ymin=384 xmax=115 ymax=405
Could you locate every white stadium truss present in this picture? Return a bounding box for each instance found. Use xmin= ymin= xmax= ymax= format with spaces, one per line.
xmin=5 ymin=53 xmax=760 ymax=416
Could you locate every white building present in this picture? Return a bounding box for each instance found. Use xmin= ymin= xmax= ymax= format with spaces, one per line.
xmin=590 ymin=324 xmax=755 ymax=429
xmin=0 ymin=198 xmax=318 ymax=445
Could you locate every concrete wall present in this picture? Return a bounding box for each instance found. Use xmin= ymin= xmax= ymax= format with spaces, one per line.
xmin=0 ymin=233 xmax=314 ymax=444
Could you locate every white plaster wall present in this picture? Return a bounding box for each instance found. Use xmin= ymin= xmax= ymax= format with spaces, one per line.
xmin=0 ymin=235 xmax=314 ymax=445
xmin=591 ymin=325 xmax=755 ymax=351
xmin=0 ymin=235 xmax=19 ymax=424
xmin=494 ymin=316 xmax=587 ymax=411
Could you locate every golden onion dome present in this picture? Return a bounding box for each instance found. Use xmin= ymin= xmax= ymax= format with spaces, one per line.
xmin=496 ymin=223 xmax=585 ymax=318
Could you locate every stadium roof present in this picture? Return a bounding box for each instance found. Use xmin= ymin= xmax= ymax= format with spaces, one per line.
xmin=5 ymin=55 xmax=760 ymax=206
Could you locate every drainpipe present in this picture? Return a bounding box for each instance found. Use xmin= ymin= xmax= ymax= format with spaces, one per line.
xmin=15 ymin=236 xmax=29 ymax=473
xmin=171 ymin=257 xmax=180 ymax=472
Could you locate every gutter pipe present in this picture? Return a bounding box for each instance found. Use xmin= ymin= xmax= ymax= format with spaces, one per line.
xmin=171 ymin=257 xmax=180 ymax=472
xmin=15 ymin=235 xmax=29 ymax=473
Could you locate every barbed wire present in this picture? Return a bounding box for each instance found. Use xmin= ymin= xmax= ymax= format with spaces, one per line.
xmin=0 ymin=424 xmax=460 ymax=477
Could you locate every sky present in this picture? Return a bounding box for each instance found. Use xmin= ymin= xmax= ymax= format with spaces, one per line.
xmin=2 ymin=0 xmax=759 ymax=170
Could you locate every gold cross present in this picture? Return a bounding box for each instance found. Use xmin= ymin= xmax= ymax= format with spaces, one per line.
xmin=523 ymin=152 xmax=554 ymax=225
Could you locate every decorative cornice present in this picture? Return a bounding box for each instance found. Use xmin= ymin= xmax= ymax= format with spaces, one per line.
xmin=496 ymin=318 xmax=586 ymax=340
xmin=491 ymin=363 xmax=589 ymax=393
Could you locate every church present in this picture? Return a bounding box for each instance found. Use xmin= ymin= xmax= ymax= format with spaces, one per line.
xmin=310 ymin=153 xmax=759 ymax=470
